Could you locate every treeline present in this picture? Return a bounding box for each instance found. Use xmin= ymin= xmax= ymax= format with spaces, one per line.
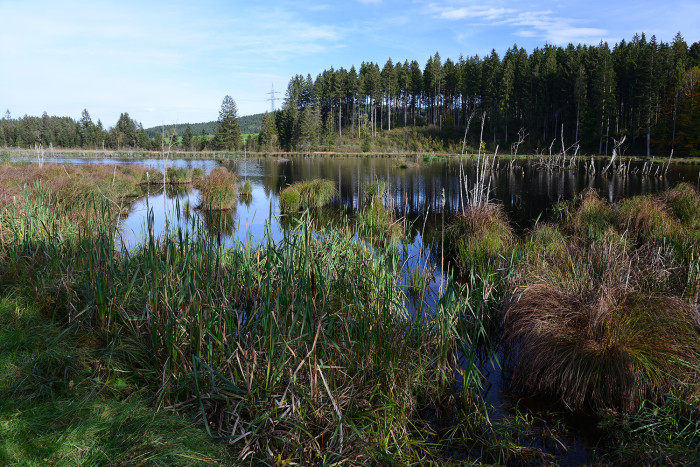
xmin=259 ymin=32 xmax=700 ymax=156
xmin=143 ymin=113 xmax=264 ymax=138
xmin=0 ymin=108 xmax=262 ymax=152
xmin=0 ymin=109 xmax=193 ymax=152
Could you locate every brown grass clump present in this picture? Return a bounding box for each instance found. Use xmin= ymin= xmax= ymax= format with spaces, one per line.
xmin=0 ymin=163 xmax=150 ymax=223
xmin=504 ymin=239 xmax=700 ymax=414
xmin=195 ymin=167 xmax=238 ymax=211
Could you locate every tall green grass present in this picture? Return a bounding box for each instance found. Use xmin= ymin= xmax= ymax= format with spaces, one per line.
xmin=278 ymin=178 xmax=337 ymax=213
xmin=0 ymin=192 xmax=497 ymax=464
xmin=446 ymin=203 xmax=514 ymax=279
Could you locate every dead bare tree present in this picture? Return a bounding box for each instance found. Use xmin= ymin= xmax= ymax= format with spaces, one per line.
xmin=602 ymin=135 xmax=626 ymax=176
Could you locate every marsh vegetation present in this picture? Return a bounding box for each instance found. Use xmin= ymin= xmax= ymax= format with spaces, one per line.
xmin=1 ymin=157 xmax=699 ymax=465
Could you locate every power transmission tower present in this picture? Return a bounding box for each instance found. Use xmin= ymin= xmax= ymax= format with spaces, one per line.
xmin=266 ymin=83 xmax=280 ymax=112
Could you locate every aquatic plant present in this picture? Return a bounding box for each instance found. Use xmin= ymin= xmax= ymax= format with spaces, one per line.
xmin=191 ymin=167 xmax=205 ymax=180
xmin=447 ymin=203 xmax=513 ymax=278
xmin=0 ymin=195 xmax=496 ymax=464
xmin=364 ymin=180 xmax=386 ymax=201
xmin=278 ymin=184 xmax=301 ymax=213
xmin=616 ymin=194 xmax=679 ymax=245
xmin=278 ymin=179 xmax=337 ymax=213
xmin=239 ymin=179 xmax=252 ymax=198
xmin=504 ymin=238 xmax=700 ymax=413
xmin=196 ymin=166 xmax=238 ymax=210
xmin=166 ymin=167 xmax=192 ymax=184
xmin=554 ymin=189 xmax=614 ymax=242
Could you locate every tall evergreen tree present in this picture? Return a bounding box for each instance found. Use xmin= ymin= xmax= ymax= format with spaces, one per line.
xmin=214 ymin=95 xmax=242 ymax=151
xmin=182 ymin=124 xmax=193 ymax=150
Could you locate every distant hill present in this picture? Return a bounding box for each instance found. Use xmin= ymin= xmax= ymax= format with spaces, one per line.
xmin=145 ymin=113 xmax=264 ymax=138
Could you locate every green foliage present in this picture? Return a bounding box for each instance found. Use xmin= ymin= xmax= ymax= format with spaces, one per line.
xmin=213 ymin=95 xmax=241 ymax=151
xmin=447 ymin=203 xmax=514 ymax=278
xmin=596 ymin=397 xmax=700 ymax=465
xmin=278 ymin=185 xmax=301 ymax=213
xmin=0 ymin=297 xmax=231 ymax=466
xmin=364 ymin=180 xmax=386 ymax=201
xmin=195 ymin=167 xmax=238 ymax=210
xmin=239 ymin=179 xmax=252 ymax=199
xmin=279 ymin=179 xmax=337 ymax=213
xmin=166 ymin=167 xmax=192 ymax=184
xmin=0 ymin=197 xmax=497 ymax=464
xmin=555 ymin=190 xmax=614 ymax=242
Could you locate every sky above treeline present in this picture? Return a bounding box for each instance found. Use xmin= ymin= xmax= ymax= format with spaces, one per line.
xmin=1 ymin=0 xmax=698 ymax=129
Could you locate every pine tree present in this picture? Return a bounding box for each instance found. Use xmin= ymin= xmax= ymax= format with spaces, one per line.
xmin=214 ymin=95 xmax=242 ymax=151
xmin=182 ymin=124 xmax=193 ymax=151
xmin=258 ymin=111 xmax=277 ymax=150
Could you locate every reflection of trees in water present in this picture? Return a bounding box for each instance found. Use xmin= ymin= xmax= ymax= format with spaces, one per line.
xmin=202 ymin=208 xmax=236 ymax=238
xmin=165 ymin=184 xmax=192 ymax=198
xmin=250 ymin=156 xmax=690 ymax=229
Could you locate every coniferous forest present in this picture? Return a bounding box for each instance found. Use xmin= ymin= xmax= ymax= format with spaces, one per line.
xmin=2 ymin=32 xmax=699 ymax=156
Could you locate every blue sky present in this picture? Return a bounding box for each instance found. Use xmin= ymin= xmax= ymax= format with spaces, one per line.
xmin=1 ymin=0 xmax=698 ymax=128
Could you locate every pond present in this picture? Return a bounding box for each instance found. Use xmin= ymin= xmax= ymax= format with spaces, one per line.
xmin=24 ymin=154 xmax=700 ymax=463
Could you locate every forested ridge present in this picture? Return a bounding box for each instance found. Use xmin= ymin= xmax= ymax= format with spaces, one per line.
xmin=2 ymin=33 xmax=699 ymax=155
xmin=143 ymin=113 xmax=264 ymax=138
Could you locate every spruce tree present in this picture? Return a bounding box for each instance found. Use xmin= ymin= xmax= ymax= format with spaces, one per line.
xmin=182 ymin=124 xmax=193 ymax=150
xmin=215 ymin=95 xmax=242 ymax=151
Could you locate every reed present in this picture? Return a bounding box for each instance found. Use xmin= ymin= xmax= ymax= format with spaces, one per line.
xmin=0 ymin=195 xmax=494 ymax=464
xmin=195 ymin=167 xmax=238 ymax=210
xmin=239 ymin=179 xmax=252 ymax=198
xmin=364 ymin=180 xmax=386 ymax=201
xmin=555 ymin=189 xmax=614 ymax=242
xmin=616 ymin=194 xmax=679 ymax=245
xmin=166 ymin=167 xmax=193 ymax=184
xmin=278 ymin=184 xmax=301 ymax=213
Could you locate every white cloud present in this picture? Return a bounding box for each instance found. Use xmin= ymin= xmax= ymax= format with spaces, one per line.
xmin=425 ymin=1 xmax=608 ymax=46
xmin=436 ymin=6 xmax=515 ymax=21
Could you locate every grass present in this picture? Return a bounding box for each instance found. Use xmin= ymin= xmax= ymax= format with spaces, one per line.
xmin=364 ymin=180 xmax=386 ymax=201
xmin=166 ymin=167 xmax=193 ymax=184
xmin=595 ymin=396 xmax=700 ymax=464
xmin=504 ymin=230 xmax=700 ymax=414
xmin=278 ymin=178 xmax=337 ymax=213
xmin=554 ymin=189 xmax=614 ymax=242
xmin=195 ymin=166 xmax=238 ymax=210
xmin=239 ymin=179 xmax=252 ymax=199
xmin=0 ymin=188 xmax=506 ymax=464
xmin=4 ymin=162 xmax=700 ymax=463
xmin=0 ymin=295 xmax=232 ymax=466
xmin=355 ymin=181 xmax=403 ymax=239
xmin=0 ymin=162 xmax=149 ymax=217
xmin=446 ymin=203 xmax=514 ymax=279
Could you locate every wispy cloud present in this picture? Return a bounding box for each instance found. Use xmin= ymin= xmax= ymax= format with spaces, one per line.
xmin=425 ymin=1 xmax=608 ymax=45
xmin=432 ymin=5 xmax=515 ymax=21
